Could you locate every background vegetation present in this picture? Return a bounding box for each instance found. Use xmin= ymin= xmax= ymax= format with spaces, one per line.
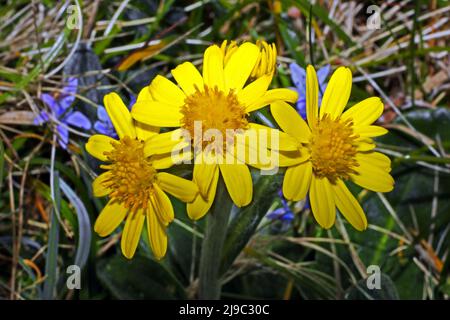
xmin=0 ymin=0 xmax=449 ymax=300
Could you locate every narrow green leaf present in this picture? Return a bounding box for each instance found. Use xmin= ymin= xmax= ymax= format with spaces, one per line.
xmin=60 ymin=178 xmax=92 ymax=269
xmin=42 ymin=171 xmax=61 ymax=300
xmin=288 ymin=0 xmax=356 ymax=47
xmin=220 ymin=173 xmax=282 ymax=274
xmin=0 ymin=139 xmax=4 ymax=192
xmin=97 ymin=254 xmax=186 ymax=299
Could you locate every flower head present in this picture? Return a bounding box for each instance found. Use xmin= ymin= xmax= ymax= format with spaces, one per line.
xmin=86 ymin=92 xmax=198 ymax=259
xmin=290 ymin=63 xmax=330 ymax=119
xmin=35 ymin=78 xmax=91 ymax=149
xmin=221 ymin=40 xmax=277 ymax=80
xmin=132 ymin=41 xmax=298 ymax=220
xmin=271 ymin=65 xmax=394 ymax=231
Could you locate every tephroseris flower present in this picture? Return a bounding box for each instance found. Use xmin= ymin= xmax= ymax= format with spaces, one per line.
xmin=272 ymin=65 xmax=394 ymax=231
xmin=131 ymin=41 xmax=300 ymax=220
xmin=86 ymin=92 xmax=198 ymax=259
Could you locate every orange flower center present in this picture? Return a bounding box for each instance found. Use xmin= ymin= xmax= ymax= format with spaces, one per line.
xmin=101 ymin=136 xmax=156 ymax=211
xmin=180 ymin=85 xmax=248 ymax=152
xmin=309 ymin=114 xmax=359 ymax=183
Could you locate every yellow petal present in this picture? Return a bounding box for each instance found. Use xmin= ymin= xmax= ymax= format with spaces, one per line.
xmin=306 ymin=65 xmax=319 ymax=126
xmin=309 ymin=176 xmax=336 ymax=229
xmin=320 ymin=66 xmax=352 ymax=119
xmin=282 ymin=161 xmax=312 ymax=201
xmin=359 ymin=152 xmax=392 ymax=172
xmin=341 ymin=97 xmax=384 ymax=126
xmin=270 ymin=101 xmax=311 ymax=143
xmin=243 ymin=147 xmax=307 ymax=170
xmin=132 ymin=100 xmax=183 ymax=127
xmin=246 ymin=88 xmax=298 ymax=113
xmin=277 ymin=149 xmax=309 ymax=167
xmin=148 ymin=75 xmax=186 ymax=107
xmin=171 ymin=62 xmax=203 ymax=96
xmin=121 ymin=209 xmax=145 ymax=259
xmin=224 ymin=42 xmax=260 ymax=91
xmin=86 ymin=134 xmax=116 ymax=161
xmin=146 ymin=206 xmax=168 ymax=260
xmin=136 ymin=85 xmax=153 ymax=102
xmin=219 ymin=163 xmax=253 ymax=207
xmin=332 ymin=180 xmax=367 ymax=231
xmin=356 ymin=138 xmax=376 ymax=151
xmin=193 ymin=153 xmax=218 ymax=198
xmin=247 ymin=123 xmax=299 ymax=151
xmin=143 ymin=129 xmax=189 ymax=156
xmin=151 ymin=150 xmax=193 ymax=170
xmin=203 ymin=45 xmax=225 ymax=91
xmin=221 ymin=40 xmax=238 ymax=65
xmin=135 ymin=122 xmax=159 ymax=142
xmin=237 ymin=74 xmax=272 ymax=107
xmin=94 ymin=200 xmax=127 ymax=237
xmin=150 ymin=183 xmax=174 ymax=226
xmin=134 ymin=87 xmax=160 ymax=140
xmin=92 ymin=172 xmax=112 ymax=197
xmin=232 ymin=131 xmax=303 ymax=169
xmin=187 ymin=168 xmax=219 ymax=220
xmin=157 ymin=172 xmax=198 ymax=203
xmin=353 ymin=125 xmax=388 ymax=138
xmin=351 ymin=153 xmax=394 ymax=192
xmin=104 ymin=92 xmax=136 ymax=139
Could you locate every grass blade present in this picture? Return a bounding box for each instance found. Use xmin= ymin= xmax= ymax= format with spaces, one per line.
xmin=60 ymin=178 xmax=92 ymax=269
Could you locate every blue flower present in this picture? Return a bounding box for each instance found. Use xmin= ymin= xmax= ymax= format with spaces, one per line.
xmin=34 ymin=78 xmax=91 ymax=149
xmin=290 ymin=63 xmax=330 ymax=119
xmin=93 ymin=95 xmax=136 ymax=138
xmin=267 ymin=190 xmax=295 ymax=226
xmin=93 ymin=106 xmax=116 ymax=138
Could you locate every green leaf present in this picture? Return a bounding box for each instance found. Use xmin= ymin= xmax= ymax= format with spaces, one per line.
xmin=96 ymin=254 xmax=186 ymax=299
xmin=0 ymin=139 xmax=4 ymax=192
xmin=167 ymin=197 xmax=204 ymax=284
xmin=41 ymin=171 xmax=61 ymax=300
xmin=220 ymin=173 xmax=282 ymax=274
xmin=278 ymin=19 xmax=305 ymax=66
xmin=245 ymin=247 xmax=337 ymax=299
xmin=288 ymin=0 xmax=356 ymax=47
xmin=60 ymin=178 xmax=92 ymax=269
xmin=347 ymin=107 xmax=450 ymax=299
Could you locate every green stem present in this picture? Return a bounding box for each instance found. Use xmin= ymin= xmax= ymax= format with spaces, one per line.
xmin=394 ymin=155 xmax=450 ymax=165
xmin=198 ymin=177 xmax=232 ymax=299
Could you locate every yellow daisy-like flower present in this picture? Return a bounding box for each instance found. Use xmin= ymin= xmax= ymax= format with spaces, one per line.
xmin=221 ymin=40 xmax=277 ymax=79
xmin=86 ymin=91 xmax=198 ymax=259
xmin=272 ymin=65 xmax=394 ymax=231
xmin=131 ymin=42 xmax=298 ymax=220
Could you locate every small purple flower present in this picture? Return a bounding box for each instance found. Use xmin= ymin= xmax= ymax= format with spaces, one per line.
xmin=94 ymin=95 xmax=136 ymax=138
xmin=94 ymin=106 xmax=117 ymax=138
xmin=290 ymin=63 xmax=330 ymax=119
xmin=34 ymin=78 xmax=91 ymax=149
xmin=267 ymin=191 xmax=295 ymax=231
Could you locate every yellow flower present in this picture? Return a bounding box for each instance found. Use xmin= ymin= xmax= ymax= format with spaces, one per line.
xmin=221 ymin=40 xmax=277 ymax=80
xmin=271 ymin=65 xmax=394 ymax=231
xmin=131 ymin=42 xmax=298 ymax=220
xmin=86 ymin=91 xmax=198 ymax=259
xmin=272 ymin=1 xmax=282 ymax=15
